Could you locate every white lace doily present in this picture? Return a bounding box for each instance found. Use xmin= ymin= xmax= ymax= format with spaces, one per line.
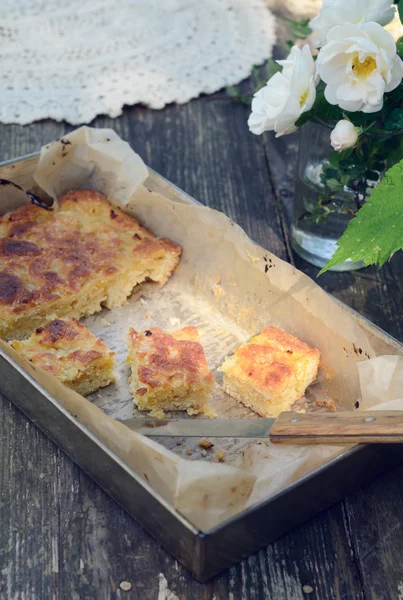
xmin=0 ymin=0 xmax=276 ymax=125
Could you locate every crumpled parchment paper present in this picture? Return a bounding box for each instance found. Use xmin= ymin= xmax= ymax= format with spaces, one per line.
xmin=0 ymin=125 xmax=401 ymax=532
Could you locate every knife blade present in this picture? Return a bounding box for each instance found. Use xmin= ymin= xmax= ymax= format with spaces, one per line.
xmin=118 ymin=411 xmax=403 ymax=444
xmin=118 ymin=418 xmax=275 ymax=438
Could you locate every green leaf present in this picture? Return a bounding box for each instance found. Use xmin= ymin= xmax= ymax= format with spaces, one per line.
xmin=285 ymin=17 xmax=312 ymax=40
xmin=398 ymin=2 xmax=403 ymax=27
xmin=384 ymin=108 xmax=403 ymax=130
xmin=328 ymin=148 xmax=354 ymax=166
xmin=373 ymin=161 xmax=387 ymax=171
xmin=295 ymin=87 xmax=343 ymax=128
xmin=264 ymin=59 xmax=282 ymax=79
xmin=315 ymin=93 xmax=344 ymax=124
xmin=321 ymin=165 xmax=339 ymax=179
xmin=319 ymin=159 xmax=403 ymax=273
xmin=295 ymin=110 xmax=313 ymax=127
xmin=384 ymin=80 xmax=403 ymax=108
xmin=396 ymin=36 xmax=403 ymax=57
xmin=226 ymin=86 xmax=240 ymax=98
xmin=386 ymin=136 xmax=403 ymax=168
xmin=325 ymin=178 xmax=344 ymax=192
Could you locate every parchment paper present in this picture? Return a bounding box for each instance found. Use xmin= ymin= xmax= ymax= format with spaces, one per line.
xmin=1 ymin=125 xmax=402 ymax=532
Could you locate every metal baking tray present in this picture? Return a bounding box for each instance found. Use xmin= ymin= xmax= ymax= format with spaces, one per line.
xmin=1 ymin=152 xmax=403 ymax=582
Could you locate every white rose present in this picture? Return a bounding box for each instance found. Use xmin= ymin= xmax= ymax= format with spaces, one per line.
xmin=330 ymin=120 xmax=359 ymax=151
xmin=310 ymin=0 xmax=395 ymax=47
xmin=248 ymin=45 xmax=318 ymax=137
xmin=317 ymin=22 xmax=403 ymax=113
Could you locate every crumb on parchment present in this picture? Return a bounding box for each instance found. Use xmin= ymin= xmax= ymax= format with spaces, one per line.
xmin=246 ymin=249 xmax=260 ymax=263
xmin=169 ymin=317 xmax=181 ymax=328
xmin=100 ymin=317 xmax=112 ymax=327
xmin=214 ymin=275 xmax=221 ymax=283
xmin=213 ymin=449 xmax=227 ymax=462
xmin=315 ymin=399 xmax=337 ymax=412
xmin=213 ymin=284 xmax=224 ymax=298
xmin=148 ymin=407 xmax=166 ymax=419
xmin=203 ymin=406 xmax=217 ymax=419
xmin=185 ymin=449 xmax=193 ymax=456
xmin=199 ymin=438 xmax=214 ymax=449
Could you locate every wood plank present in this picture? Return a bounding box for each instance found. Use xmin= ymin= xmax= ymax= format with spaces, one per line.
xmin=212 ymin=504 xmax=363 ymax=600
xmin=345 ymin=466 xmax=403 ymax=600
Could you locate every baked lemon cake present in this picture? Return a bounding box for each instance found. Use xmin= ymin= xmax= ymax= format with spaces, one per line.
xmin=0 ymin=190 xmax=181 ymax=340
xmin=219 ymin=326 xmax=320 ymax=417
xmin=10 ymin=318 xmax=115 ymax=396
xmin=127 ymin=326 xmax=214 ymax=417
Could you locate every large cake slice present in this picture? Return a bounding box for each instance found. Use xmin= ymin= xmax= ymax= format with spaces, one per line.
xmin=0 ymin=190 xmax=181 ymax=339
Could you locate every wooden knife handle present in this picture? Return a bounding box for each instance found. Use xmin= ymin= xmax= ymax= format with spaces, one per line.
xmin=269 ymin=411 xmax=403 ymax=444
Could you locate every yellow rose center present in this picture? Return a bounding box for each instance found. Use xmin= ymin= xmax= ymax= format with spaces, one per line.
xmin=351 ymin=54 xmax=377 ymax=79
xmin=300 ymin=89 xmax=309 ymax=106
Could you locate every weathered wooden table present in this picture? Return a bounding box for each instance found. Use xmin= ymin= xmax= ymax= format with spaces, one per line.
xmin=1 ymin=72 xmax=403 ymax=600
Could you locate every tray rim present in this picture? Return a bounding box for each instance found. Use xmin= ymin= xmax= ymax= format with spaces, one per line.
xmin=1 ymin=149 xmax=402 ymax=580
xmin=0 ymin=342 xmax=198 ymax=532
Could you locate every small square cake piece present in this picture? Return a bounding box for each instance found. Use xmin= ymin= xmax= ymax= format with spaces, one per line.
xmin=219 ymin=326 xmax=320 ymax=418
xmin=10 ymin=318 xmax=115 ymax=396
xmin=127 ymin=326 xmax=214 ymax=417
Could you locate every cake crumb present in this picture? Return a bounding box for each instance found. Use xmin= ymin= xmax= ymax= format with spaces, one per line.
xmin=213 ymin=284 xmax=224 ymax=298
xmin=203 ymin=406 xmax=217 ymax=419
xmin=201 ymin=450 xmax=207 ymax=457
xmin=214 ymin=275 xmax=221 ymax=283
xmin=119 ymin=581 xmax=132 ymax=592
xmin=185 ymin=449 xmax=193 ymax=456
xmin=145 ymin=313 xmax=150 ymax=320
xmin=302 ymin=584 xmax=313 ymax=594
xmin=169 ymin=317 xmax=181 ymax=328
xmin=148 ymin=407 xmax=166 ymax=419
xmin=213 ymin=449 xmax=227 ymax=462
xmin=246 ymin=249 xmax=260 ymax=263
xmin=100 ymin=317 xmax=112 ymax=327
xmin=315 ymin=399 xmax=337 ymax=412
xmin=199 ymin=438 xmax=214 ymax=449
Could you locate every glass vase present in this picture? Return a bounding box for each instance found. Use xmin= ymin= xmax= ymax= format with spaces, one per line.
xmin=290 ymin=122 xmax=394 ymax=271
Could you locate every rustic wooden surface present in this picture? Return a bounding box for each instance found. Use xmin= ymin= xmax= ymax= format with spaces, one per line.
xmin=1 ymin=59 xmax=403 ymax=600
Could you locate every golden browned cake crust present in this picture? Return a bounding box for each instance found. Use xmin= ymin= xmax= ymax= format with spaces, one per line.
xmin=10 ymin=318 xmax=115 ymax=396
xmin=0 ymin=190 xmax=181 ymax=339
xmin=127 ymin=326 xmax=214 ymax=417
xmin=219 ymin=326 xmax=320 ymax=418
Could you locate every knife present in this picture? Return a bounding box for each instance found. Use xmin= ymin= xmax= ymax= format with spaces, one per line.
xmin=118 ymin=410 xmax=403 ymax=444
